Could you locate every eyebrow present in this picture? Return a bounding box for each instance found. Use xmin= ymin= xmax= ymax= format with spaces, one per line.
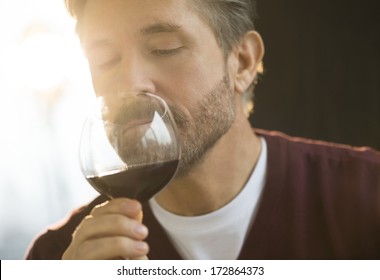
xmin=84 ymin=39 xmax=115 ymax=55
xmin=140 ymin=22 xmax=182 ymax=36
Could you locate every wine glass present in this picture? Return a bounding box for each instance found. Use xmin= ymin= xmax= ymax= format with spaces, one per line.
xmin=79 ymin=92 xmax=181 ymax=202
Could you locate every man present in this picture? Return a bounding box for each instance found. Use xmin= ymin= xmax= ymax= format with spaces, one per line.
xmin=26 ymin=0 xmax=380 ymax=260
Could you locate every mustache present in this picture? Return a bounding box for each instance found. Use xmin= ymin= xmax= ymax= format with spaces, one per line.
xmin=167 ymin=104 xmax=189 ymax=129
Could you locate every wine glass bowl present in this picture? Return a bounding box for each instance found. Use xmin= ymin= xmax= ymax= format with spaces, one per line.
xmin=79 ymin=93 xmax=180 ymax=201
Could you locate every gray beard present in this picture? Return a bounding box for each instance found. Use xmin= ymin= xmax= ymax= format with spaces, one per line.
xmin=169 ymin=75 xmax=236 ymax=177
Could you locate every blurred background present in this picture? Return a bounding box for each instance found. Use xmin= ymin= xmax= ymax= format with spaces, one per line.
xmin=0 ymin=0 xmax=379 ymax=259
xmin=252 ymin=0 xmax=379 ymax=150
xmin=0 ymin=0 xmax=97 ymax=259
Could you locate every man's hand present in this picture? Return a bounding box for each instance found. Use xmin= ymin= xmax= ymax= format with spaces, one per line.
xmin=62 ymin=198 xmax=149 ymax=260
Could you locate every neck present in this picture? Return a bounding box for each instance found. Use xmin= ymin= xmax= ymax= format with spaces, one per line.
xmin=155 ymin=111 xmax=262 ymax=216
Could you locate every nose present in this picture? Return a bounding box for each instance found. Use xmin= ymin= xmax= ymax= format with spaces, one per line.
xmin=99 ymin=53 xmax=156 ymax=122
xmin=116 ymin=54 xmax=155 ymax=99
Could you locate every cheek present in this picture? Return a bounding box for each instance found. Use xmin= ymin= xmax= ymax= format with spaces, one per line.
xmin=90 ymin=69 xmax=119 ymax=96
xmin=154 ymin=56 xmax=224 ymax=108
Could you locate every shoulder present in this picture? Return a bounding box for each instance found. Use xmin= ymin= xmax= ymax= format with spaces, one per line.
xmin=249 ymin=129 xmax=380 ymax=258
xmin=255 ymin=128 xmax=380 ymax=208
xmin=255 ymin=128 xmax=380 ymax=165
xmin=255 ymin=128 xmax=380 ymax=225
xmin=25 ymin=196 xmax=106 ymax=260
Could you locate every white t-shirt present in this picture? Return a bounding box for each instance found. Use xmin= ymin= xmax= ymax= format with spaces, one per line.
xmin=149 ymin=137 xmax=267 ymax=259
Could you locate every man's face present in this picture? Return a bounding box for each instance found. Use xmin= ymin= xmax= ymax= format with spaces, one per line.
xmin=81 ymin=0 xmax=237 ymax=175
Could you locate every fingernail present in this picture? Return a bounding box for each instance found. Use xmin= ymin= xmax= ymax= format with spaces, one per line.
xmin=134 ymin=241 xmax=148 ymax=252
xmin=133 ymin=224 xmax=148 ymax=237
xmin=121 ymin=201 xmax=139 ymax=213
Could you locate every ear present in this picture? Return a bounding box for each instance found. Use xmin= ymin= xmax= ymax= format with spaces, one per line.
xmin=230 ymin=31 xmax=264 ymax=94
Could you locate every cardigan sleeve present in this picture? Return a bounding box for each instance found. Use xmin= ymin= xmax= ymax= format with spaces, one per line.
xmin=25 ymin=196 xmax=106 ymax=260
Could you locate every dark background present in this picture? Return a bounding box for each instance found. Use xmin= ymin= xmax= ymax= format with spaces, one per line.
xmin=251 ymin=0 xmax=380 ymax=150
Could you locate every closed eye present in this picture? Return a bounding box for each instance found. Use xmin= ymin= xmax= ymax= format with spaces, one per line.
xmin=99 ymin=57 xmax=121 ymax=69
xmin=151 ymin=47 xmax=183 ymax=56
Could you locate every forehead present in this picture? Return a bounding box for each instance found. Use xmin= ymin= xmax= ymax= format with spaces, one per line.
xmin=81 ymin=0 xmax=200 ymax=44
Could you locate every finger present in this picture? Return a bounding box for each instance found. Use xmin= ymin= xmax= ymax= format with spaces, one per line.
xmin=91 ymin=198 xmax=142 ymax=219
xmin=77 ymin=237 xmax=149 ymax=260
xmin=137 ymin=210 xmax=143 ymax=222
xmin=74 ymin=214 xmax=148 ymax=242
xmin=132 ymin=255 xmax=149 ymax=260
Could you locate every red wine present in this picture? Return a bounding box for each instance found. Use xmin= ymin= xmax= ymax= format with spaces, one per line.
xmin=86 ymin=160 xmax=179 ymax=201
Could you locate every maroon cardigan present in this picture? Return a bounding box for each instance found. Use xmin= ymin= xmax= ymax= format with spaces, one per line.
xmin=26 ymin=130 xmax=380 ymax=259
